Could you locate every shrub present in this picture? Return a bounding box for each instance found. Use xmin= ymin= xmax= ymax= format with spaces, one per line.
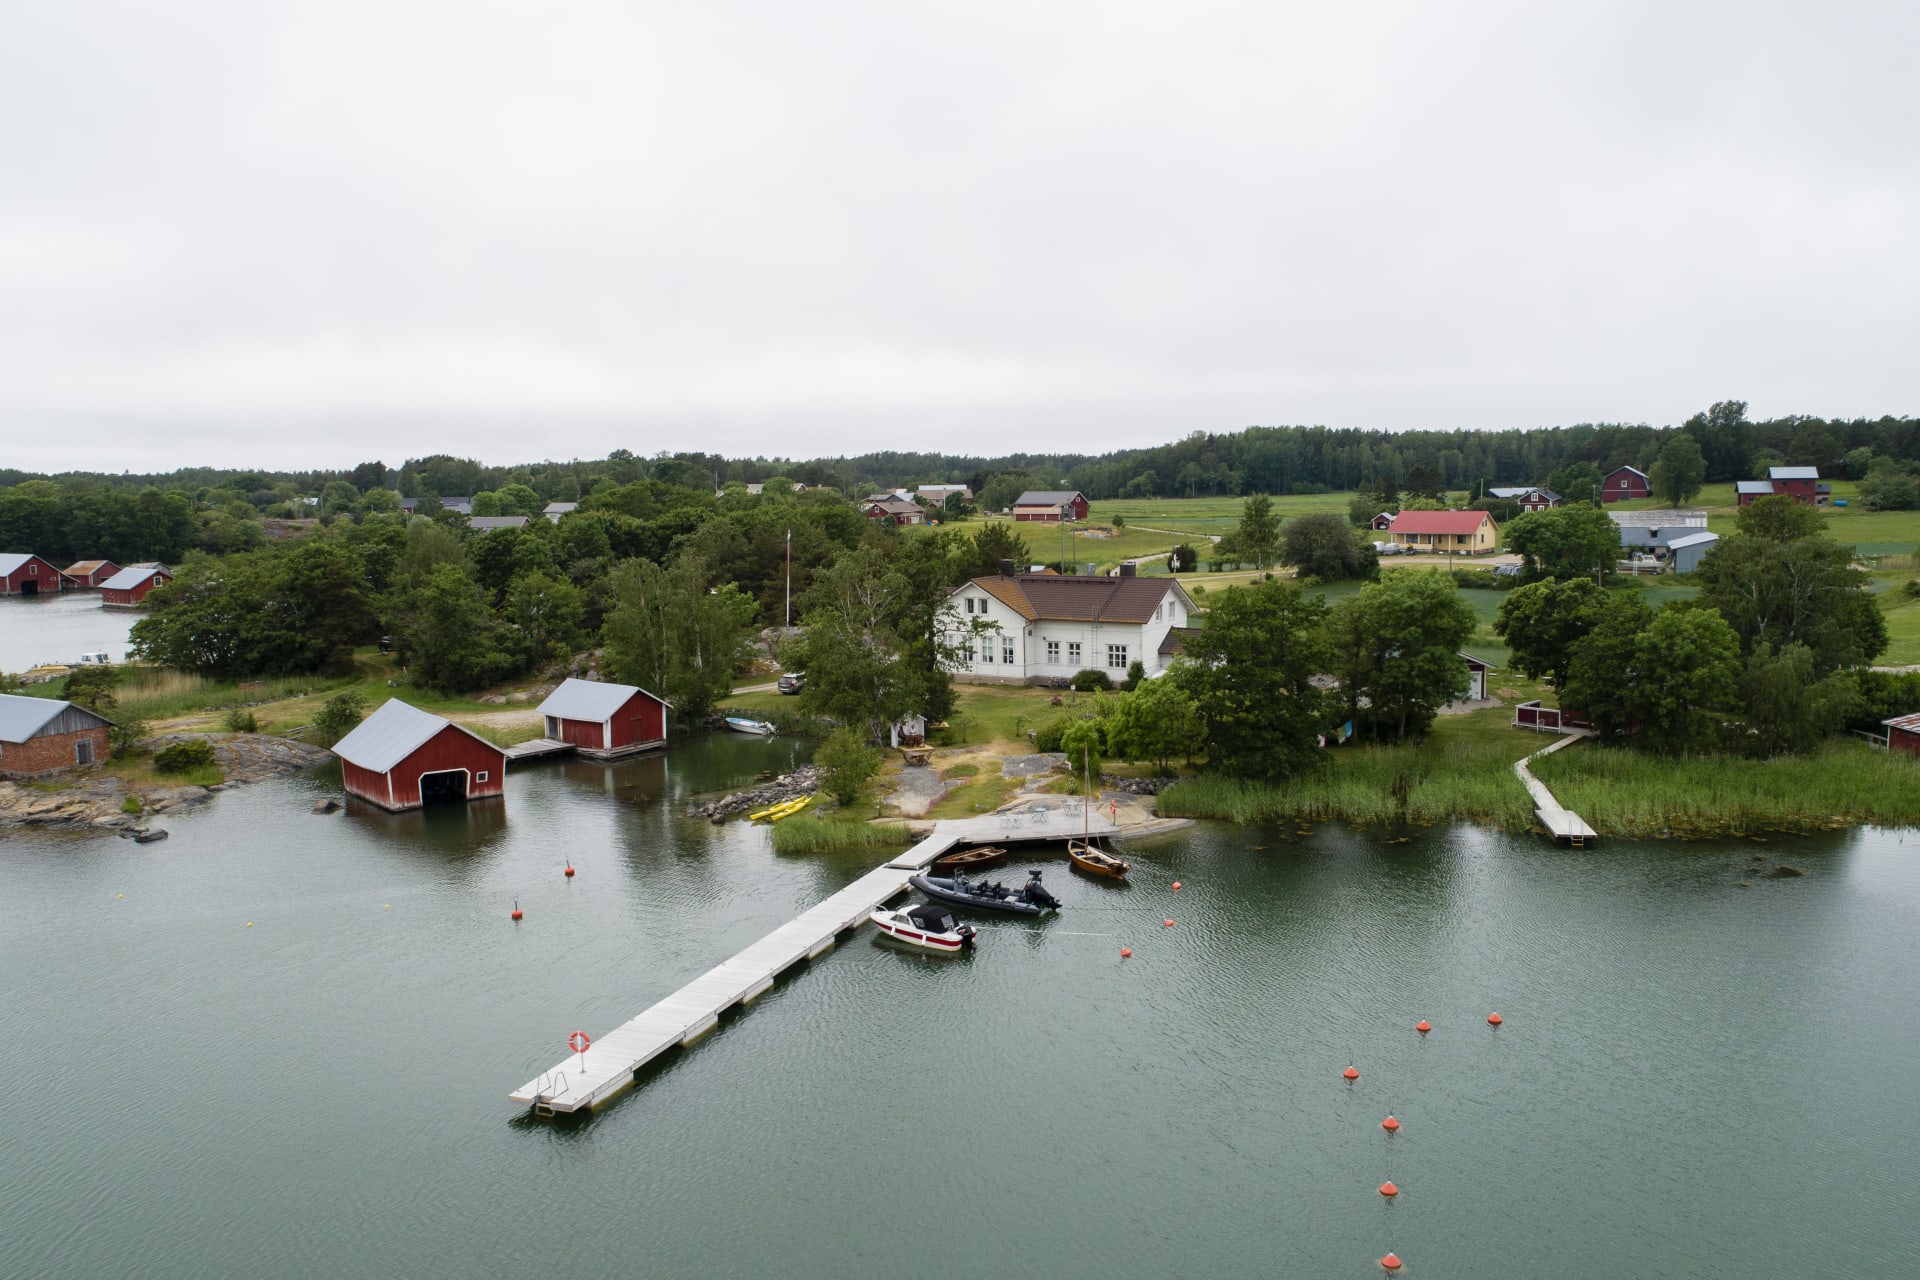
xmin=313 ymin=691 xmax=367 ymax=748
xmin=1070 ymin=669 xmax=1113 ymax=692
xmin=1122 ymin=659 xmax=1146 ymax=691
xmin=1033 ymin=717 xmax=1069 ymax=752
xmin=815 ymin=727 xmax=882 ymax=806
xmin=1060 ymin=721 xmax=1104 ymax=783
xmin=222 ymin=707 xmax=260 ymax=733
xmin=154 ymin=739 xmax=217 ymax=774
xmin=108 ymin=716 xmax=148 ymax=754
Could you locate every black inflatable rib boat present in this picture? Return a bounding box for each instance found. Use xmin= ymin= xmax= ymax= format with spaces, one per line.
xmin=909 ymin=869 xmax=1062 ymax=915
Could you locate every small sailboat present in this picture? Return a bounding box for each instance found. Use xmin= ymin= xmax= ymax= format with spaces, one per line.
xmin=1067 ymin=747 xmax=1129 ymax=880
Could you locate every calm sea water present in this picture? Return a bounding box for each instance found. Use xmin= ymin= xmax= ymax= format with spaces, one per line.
xmin=4 ymin=733 xmax=1916 ymax=1279
xmin=0 ymin=591 xmax=137 ymax=673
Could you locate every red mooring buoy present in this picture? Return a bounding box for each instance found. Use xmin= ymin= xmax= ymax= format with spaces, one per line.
xmin=1381 ymin=1252 xmax=1403 ymax=1272
xmin=564 ymin=864 xmax=575 ymax=879
xmin=1343 ymin=1065 xmax=1360 ymax=1081
xmin=1379 ymin=1180 xmax=1399 ymax=1198
xmin=510 ymin=897 xmax=523 ymax=922
xmin=1171 ymin=881 xmax=1183 ymax=890
xmin=1416 ymin=1020 xmax=1431 ymax=1034
xmin=1487 ymin=1012 xmax=1504 ymax=1026
xmin=1163 ymin=918 xmax=1175 ymax=927
xmin=1120 ymin=948 xmax=1132 ymax=958
xmin=1381 ymin=1114 xmax=1400 ymax=1133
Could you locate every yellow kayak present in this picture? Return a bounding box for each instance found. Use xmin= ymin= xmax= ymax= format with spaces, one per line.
xmin=767 ymin=795 xmax=813 ymax=822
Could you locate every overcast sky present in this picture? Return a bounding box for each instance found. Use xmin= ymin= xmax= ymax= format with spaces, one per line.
xmin=2 ymin=2 xmax=1914 ymax=473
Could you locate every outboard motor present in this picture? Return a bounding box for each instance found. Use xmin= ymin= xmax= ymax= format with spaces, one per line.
xmin=1020 ymin=870 xmax=1062 ymax=910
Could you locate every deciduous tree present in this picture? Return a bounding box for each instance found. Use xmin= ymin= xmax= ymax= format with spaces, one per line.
xmin=1280 ymin=512 xmax=1380 ymax=582
xmin=1324 ymin=572 xmax=1477 ymax=742
xmin=1172 ymin=579 xmax=1330 ymax=779
xmin=1503 ymin=506 xmax=1620 ymax=583
xmin=1494 ymin=577 xmax=1608 ymax=689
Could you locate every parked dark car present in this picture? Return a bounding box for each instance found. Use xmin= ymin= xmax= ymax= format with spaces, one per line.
xmin=777 ymin=672 xmax=805 ymax=694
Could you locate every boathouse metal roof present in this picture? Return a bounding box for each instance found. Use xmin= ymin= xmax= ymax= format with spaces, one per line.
xmin=331 ymin=699 xmax=498 ymax=773
xmin=1769 ymin=466 xmax=1820 ymax=481
xmin=537 ymin=677 xmax=667 ymax=722
xmin=0 ymin=693 xmax=111 ymax=742
xmin=0 ymin=552 xmax=41 ymax=576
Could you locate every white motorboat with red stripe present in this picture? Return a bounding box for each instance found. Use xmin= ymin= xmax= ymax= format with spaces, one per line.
xmin=869 ymin=902 xmax=978 ymax=953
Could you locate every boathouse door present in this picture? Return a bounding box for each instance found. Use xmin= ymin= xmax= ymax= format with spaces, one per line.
xmin=419 ymin=770 xmax=469 ymax=806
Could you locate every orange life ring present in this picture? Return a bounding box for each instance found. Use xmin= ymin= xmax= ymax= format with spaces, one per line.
xmin=568 ymin=1030 xmax=591 ymax=1053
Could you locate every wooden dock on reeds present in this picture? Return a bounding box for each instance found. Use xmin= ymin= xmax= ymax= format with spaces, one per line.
xmin=509 ymin=804 xmax=1139 ymax=1117
xmin=1513 ymin=730 xmax=1597 ymax=847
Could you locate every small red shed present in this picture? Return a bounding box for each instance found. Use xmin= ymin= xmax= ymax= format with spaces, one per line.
xmin=99 ymin=562 xmax=172 ymax=608
xmin=1885 ymin=713 xmax=1920 ymax=760
xmin=1600 ymin=466 xmax=1650 ymax=503
xmin=0 ymin=553 xmax=74 ymax=595
xmin=536 ymin=678 xmax=669 ymax=758
xmin=1370 ymin=512 xmax=1395 ymax=531
xmin=331 ymin=699 xmax=507 ymax=811
xmin=63 ymin=559 xmax=121 ymax=588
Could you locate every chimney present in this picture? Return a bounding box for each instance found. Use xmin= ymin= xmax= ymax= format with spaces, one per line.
xmin=1085 ymin=562 xmax=1096 ymax=577
xmin=999 ymin=558 xmax=1015 ymax=578
xmin=1119 ymin=562 xmax=1136 ymax=578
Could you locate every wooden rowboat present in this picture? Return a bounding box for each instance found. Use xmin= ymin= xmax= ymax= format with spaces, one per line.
xmin=1068 ymin=839 xmax=1130 ymax=880
xmin=931 ymin=844 xmax=1007 ymax=872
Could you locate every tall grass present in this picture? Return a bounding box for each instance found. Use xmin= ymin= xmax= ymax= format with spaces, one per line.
xmin=768 ymin=814 xmax=907 ymax=855
xmin=1160 ymin=751 xmax=1534 ymax=828
xmin=113 ymin=668 xmax=357 ymax=721
xmin=1532 ymin=740 xmax=1920 ymax=834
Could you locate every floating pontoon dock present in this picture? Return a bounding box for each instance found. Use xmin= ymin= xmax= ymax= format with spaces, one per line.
xmin=509 ymin=804 xmax=1156 ymax=1116
xmin=503 ymin=737 xmax=574 ymax=762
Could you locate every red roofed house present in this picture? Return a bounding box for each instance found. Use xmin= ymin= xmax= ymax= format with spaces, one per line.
xmin=945 ymin=561 xmax=1197 ymax=685
xmin=331 ymin=699 xmax=507 ymax=810
xmin=536 ymin=678 xmax=669 ymax=759
xmin=1885 ymin=713 xmax=1920 ymax=760
xmin=0 ymin=553 xmax=74 ymax=595
xmin=863 ymin=496 xmax=926 ymax=525
xmin=99 ymin=563 xmax=172 ymax=608
xmin=1601 ymin=466 xmax=1651 ymax=503
xmin=63 ymin=559 xmax=120 ymax=588
xmin=1385 ymin=510 xmax=1500 ymax=555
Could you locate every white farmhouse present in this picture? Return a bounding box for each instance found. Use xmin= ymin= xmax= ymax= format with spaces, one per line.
xmin=944 ymin=562 xmax=1198 ymax=685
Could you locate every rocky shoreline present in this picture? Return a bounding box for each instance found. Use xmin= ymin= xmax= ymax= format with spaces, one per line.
xmin=0 ymin=733 xmax=332 ymax=836
xmin=686 ymin=764 xmax=823 ymax=822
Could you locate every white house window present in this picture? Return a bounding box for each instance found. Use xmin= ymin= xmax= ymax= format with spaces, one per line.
xmin=979 ymin=642 xmax=993 ymax=664
xmin=476 ymin=770 xmax=489 ymax=783
xmin=1002 ymin=640 xmax=1015 ymax=664
xmin=1068 ymin=642 xmax=1082 ymax=664
xmin=27 ymin=563 xmax=36 ymax=574
xmin=965 ymin=598 xmax=976 ymax=614
xmin=1107 ymin=644 xmax=1128 ymax=669
xmin=1046 ymin=640 xmax=1060 ymax=663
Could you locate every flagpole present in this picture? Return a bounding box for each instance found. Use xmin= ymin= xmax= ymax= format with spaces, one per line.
xmin=785 ymin=529 xmax=792 ymax=628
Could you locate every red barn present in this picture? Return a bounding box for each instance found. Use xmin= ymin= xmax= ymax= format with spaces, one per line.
xmin=63 ymin=560 xmax=120 ymax=588
xmin=0 ymin=553 xmax=74 ymax=595
xmin=1886 ymin=713 xmax=1920 ymax=760
xmin=331 ymin=699 xmax=507 ymax=811
xmin=536 ymin=678 xmax=669 ymax=759
xmin=99 ymin=563 xmax=172 ymax=608
xmin=1600 ymin=466 xmax=1650 ymax=503
xmin=1012 ymin=490 xmax=1090 ymax=522
xmin=0 ymin=693 xmax=113 ymax=777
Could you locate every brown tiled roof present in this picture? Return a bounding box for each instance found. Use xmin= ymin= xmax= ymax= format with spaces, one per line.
xmin=1158 ymin=626 xmax=1199 ymax=656
xmin=962 ymin=573 xmax=1180 ymax=623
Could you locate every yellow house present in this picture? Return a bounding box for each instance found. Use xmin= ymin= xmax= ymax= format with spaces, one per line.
xmin=1386 ymin=510 xmax=1499 ymax=554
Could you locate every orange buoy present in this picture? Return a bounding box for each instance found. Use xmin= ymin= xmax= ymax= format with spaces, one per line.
xmin=1120 ymin=948 xmax=1132 ymax=958
xmin=510 ymin=897 xmax=523 ymax=922
xmin=1163 ymin=918 xmax=1175 ymax=927
xmin=1381 ymin=1114 xmax=1400 ymax=1133
xmin=1380 ymin=1252 xmax=1402 ymax=1271
xmin=1487 ymin=1012 xmax=1503 ymax=1026
xmin=564 ymin=864 xmax=575 ymax=879
xmin=1343 ymin=1065 xmax=1360 ymax=1081
xmin=1379 ymin=1179 xmax=1398 ymax=1198
xmin=1171 ymin=881 xmax=1182 ymax=890
xmin=1416 ymin=1020 xmax=1431 ymax=1034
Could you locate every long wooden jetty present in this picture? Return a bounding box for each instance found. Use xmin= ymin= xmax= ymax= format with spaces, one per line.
xmin=509 ymin=803 xmax=1161 ymax=1116
xmin=1513 ymin=730 xmax=1598 ymax=847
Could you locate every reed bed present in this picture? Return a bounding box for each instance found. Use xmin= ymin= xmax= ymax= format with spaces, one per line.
xmin=768 ymin=814 xmax=906 ymax=855
xmin=1160 ymin=744 xmax=1534 ymax=829
xmin=1531 ymin=741 xmax=1920 ymax=835
xmin=115 ymin=668 xmax=353 ymax=721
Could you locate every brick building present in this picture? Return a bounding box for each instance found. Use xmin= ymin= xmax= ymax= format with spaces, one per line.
xmin=0 ymin=694 xmax=112 ymax=777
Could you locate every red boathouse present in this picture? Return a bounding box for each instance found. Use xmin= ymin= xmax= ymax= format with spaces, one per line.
xmin=63 ymin=559 xmax=120 ymax=588
xmin=331 ymin=699 xmax=507 ymax=811
xmin=0 ymin=553 xmax=74 ymax=595
xmin=1601 ymin=466 xmax=1651 ymax=503
xmin=99 ymin=562 xmax=172 ymax=608
xmin=536 ymin=678 xmax=669 ymax=758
